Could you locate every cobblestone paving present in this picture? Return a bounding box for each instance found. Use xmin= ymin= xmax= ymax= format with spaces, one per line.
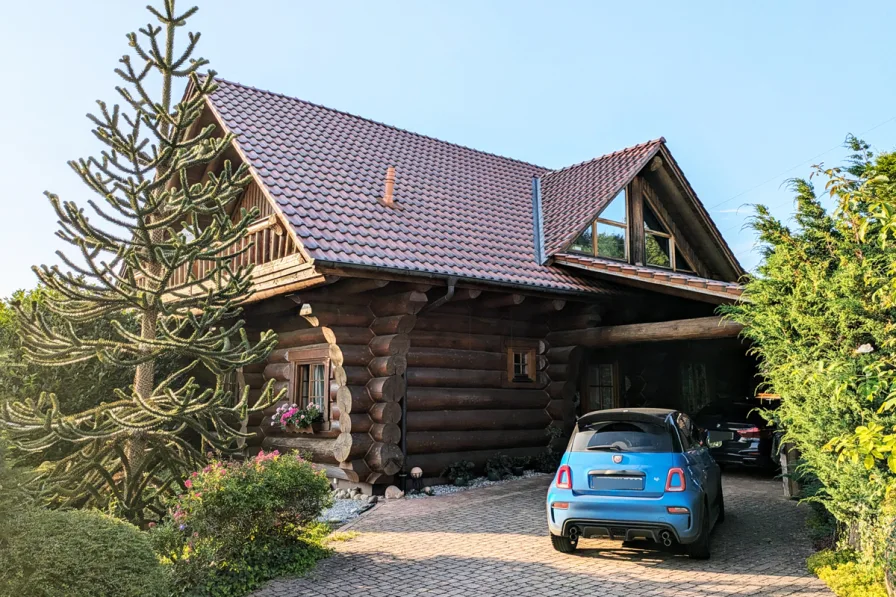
xmin=256 ymin=472 xmax=832 ymax=596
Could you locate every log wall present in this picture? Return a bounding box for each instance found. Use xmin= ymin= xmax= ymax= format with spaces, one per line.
xmin=242 ymin=284 xmax=597 ymax=488
xmin=403 ymin=303 xmax=556 ymax=477
xmin=242 ymin=300 xmax=347 ymax=467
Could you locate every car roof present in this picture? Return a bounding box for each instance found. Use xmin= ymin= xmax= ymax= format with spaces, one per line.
xmin=577 ymin=408 xmax=677 ymax=427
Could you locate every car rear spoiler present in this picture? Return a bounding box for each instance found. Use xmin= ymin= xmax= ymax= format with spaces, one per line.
xmin=577 ymin=410 xmax=677 ymax=428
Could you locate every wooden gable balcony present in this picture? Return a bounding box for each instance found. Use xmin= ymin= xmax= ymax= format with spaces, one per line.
xmin=138 ymin=182 xmax=325 ymax=303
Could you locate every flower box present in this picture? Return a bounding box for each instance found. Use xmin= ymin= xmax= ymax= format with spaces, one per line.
xmin=285 ymin=421 xmax=323 ymax=434
xmin=274 ymin=403 xmax=324 ymax=434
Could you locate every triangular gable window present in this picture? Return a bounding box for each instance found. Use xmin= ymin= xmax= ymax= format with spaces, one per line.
xmin=567 ymin=190 xmax=627 ymax=261
xmin=644 ymin=201 xmax=695 ymax=272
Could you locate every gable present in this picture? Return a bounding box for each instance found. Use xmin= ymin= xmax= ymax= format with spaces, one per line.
xmin=541 ymin=142 xmax=742 ymax=282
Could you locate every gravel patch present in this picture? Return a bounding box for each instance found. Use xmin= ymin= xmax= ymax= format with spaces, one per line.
xmin=405 ymin=470 xmax=549 ymax=499
xmin=318 ymin=497 xmax=375 ymax=525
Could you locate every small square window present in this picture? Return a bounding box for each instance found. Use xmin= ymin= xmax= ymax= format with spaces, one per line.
xmin=508 ymin=348 xmax=536 ymax=383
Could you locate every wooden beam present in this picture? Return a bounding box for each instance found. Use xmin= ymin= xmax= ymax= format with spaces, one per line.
xmin=453 ymin=288 xmax=482 ymax=301
xmin=629 ymin=178 xmax=645 ymax=266
xmin=531 ymin=299 xmax=566 ymax=314
xmin=480 ymin=293 xmax=526 ymax=309
xmin=546 ymin=316 xmax=742 ymax=347
xmin=337 ymin=278 xmax=390 ymax=295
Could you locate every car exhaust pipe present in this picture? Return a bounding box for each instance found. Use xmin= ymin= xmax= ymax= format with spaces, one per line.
xmin=660 ymin=531 xmax=673 ymax=547
xmin=568 ymin=526 xmax=579 ymax=541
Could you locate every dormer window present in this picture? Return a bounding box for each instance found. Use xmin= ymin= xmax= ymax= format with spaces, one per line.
xmin=568 ymin=190 xmax=627 ymax=261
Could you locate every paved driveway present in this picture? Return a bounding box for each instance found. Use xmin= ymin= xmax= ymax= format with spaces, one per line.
xmin=257 ymin=472 xmax=831 ymax=596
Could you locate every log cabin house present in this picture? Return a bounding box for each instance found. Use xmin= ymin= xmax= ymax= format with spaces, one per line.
xmin=187 ymin=79 xmax=752 ymax=491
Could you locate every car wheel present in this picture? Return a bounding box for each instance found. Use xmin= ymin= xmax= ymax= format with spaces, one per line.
xmin=687 ymin=501 xmax=712 ymax=560
xmin=551 ymin=533 xmax=578 ymax=553
xmin=717 ymin=482 xmax=726 ymax=524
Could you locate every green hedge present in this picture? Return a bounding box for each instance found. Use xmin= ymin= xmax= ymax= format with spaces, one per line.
xmin=0 ymin=508 xmax=168 ymax=597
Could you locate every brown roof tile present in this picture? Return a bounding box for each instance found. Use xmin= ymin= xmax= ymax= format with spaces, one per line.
xmin=208 ymin=79 xmax=617 ymax=295
xmin=540 ymin=139 xmax=664 ymax=255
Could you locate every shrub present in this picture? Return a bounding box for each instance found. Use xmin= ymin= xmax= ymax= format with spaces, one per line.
xmin=441 ymin=460 xmax=475 ymax=486
xmin=535 ymin=425 xmax=565 ymax=473
xmin=485 ymin=454 xmax=513 ymax=480
xmin=808 ymin=549 xmax=887 ymax=597
xmin=0 ymin=508 xmax=168 ymax=597
xmin=153 ymin=450 xmax=333 ymax=597
xmin=510 ymin=456 xmax=531 ymax=473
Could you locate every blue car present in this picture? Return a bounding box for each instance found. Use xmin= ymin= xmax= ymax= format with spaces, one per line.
xmin=546 ymin=408 xmax=724 ymax=559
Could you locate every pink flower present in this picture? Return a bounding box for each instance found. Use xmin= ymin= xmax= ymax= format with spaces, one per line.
xmin=184 ymin=479 xmax=192 ymax=489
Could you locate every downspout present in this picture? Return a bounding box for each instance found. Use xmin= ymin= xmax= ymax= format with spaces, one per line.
xmin=420 ymin=275 xmax=457 ymax=314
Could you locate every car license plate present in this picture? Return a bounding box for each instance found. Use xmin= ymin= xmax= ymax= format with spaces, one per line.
xmin=590 ymin=475 xmax=644 ymax=491
xmin=708 ymin=430 xmax=734 ymax=446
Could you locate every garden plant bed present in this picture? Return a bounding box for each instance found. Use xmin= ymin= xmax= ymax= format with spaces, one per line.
xmin=405 ymin=470 xmax=549 ymax=499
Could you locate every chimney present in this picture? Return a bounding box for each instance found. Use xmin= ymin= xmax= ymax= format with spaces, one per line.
xmin=382 ymin=166 xmax=396 ymax=207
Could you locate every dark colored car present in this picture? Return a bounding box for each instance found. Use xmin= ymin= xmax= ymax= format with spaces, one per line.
xmin=694 ymin=400 xmax=779 ymax=470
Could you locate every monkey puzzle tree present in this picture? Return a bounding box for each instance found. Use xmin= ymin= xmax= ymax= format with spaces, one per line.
xmin=0 ymin=1 xmax=278 ymax=524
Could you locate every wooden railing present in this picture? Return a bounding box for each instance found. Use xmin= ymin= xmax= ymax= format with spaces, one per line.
xmin=169 ymin=215 xmax=299 ymax=286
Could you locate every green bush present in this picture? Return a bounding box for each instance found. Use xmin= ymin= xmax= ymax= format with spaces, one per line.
xmin=808 ymin=549 xmax=887 ymax=597
xmin=722 ymin=143 xmax=896 ymax=558
xmin=153 ymin=450 xmax=332 ymax=596
xmin=485 ymin=454 xmax=513 ymax=480
xmin=0 ymin=508 xmax=168 ymax=597
xmin=441 ymin=460 xmax=475 ymax=486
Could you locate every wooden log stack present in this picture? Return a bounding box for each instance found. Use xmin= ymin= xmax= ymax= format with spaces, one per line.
xmin=333 ymin=289 xmax=428 ymax=485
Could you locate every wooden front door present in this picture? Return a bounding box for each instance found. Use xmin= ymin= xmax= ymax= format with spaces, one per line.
xmin=584 ymin=363 xmax=618 ymax=412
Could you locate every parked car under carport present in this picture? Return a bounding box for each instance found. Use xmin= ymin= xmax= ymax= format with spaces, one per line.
xmin=694 ymin=399 xmax=780 ymax=471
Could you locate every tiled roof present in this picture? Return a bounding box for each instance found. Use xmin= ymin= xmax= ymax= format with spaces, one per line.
xmin=540 ymin=139 xmax=665 ymax=255
xmin=207 ymin=79 xmax=620 ymax=295
xmin=554 ymin=253 xmax=744 ymax=302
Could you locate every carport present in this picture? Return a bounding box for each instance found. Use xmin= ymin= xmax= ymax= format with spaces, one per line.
xmin=579 ymin=336 xmax=758 ymax=416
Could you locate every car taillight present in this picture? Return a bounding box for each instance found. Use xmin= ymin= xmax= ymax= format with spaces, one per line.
xmin=738 ymin=426 xmax=761 ymax=439
xmin=552 ymin=502 xmax=569 ymax=510
xmin=666 ymin=506 xmax=689 ymax=514
xmin=556 ymin=465 xmax=572 ymax=489
xmin=665 ymin=468 xmax=686 ymax=492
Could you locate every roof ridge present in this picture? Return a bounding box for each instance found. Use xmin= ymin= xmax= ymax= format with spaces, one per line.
xmin=540 ymin=137 xmax=666 ymax=179
xmin=212 ymin=77 xmax=548 ymax=171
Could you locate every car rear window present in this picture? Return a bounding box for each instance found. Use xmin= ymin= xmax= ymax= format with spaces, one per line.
xmin=570 ymin=421 xmax=675 ymax=453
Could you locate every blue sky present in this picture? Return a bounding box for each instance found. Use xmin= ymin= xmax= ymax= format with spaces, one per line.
xmin=1 ymin=1 xmax=894 ymax=296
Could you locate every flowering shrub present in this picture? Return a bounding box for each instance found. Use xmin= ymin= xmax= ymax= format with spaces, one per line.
xmin=152 ymin=450 xmax=333 ymax=596
xmin=274 ymin=403 xmax=323 ymax=429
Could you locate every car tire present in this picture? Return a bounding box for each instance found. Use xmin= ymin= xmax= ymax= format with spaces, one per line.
xmin=551 ymin=533 xmax=578 ymax=553
xmin=687 ymin=502 xmax=712 ymax=560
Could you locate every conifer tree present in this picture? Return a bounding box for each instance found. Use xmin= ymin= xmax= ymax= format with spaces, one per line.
xmin=1 ymin=1 xmax=278 ymax=524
